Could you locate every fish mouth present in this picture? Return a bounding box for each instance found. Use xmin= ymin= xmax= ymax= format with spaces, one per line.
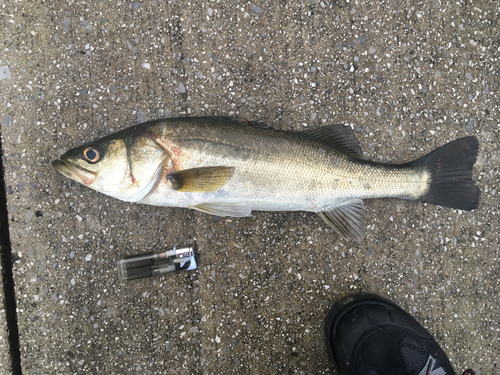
xmin=52 ymin=159 xmax=96 ymax=185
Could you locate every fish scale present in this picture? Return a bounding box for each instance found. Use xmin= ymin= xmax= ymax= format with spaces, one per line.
xmin=142 ymin=118 xmax=428 ymax=210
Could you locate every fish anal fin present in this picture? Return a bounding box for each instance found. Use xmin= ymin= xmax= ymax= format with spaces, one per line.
xmin=318 ymin=199 xmax=365 ymax=243
xmin=169 ymin=166 xmax=235 ymax=192
xmin=192 ymin=202 xmax=251 ymax=217
xmin=302 ymin=124 xmax=363 ymax=158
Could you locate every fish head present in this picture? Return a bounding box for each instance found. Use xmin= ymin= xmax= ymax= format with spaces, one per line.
xmin=53 ymin=133 xmax=169 ymax=202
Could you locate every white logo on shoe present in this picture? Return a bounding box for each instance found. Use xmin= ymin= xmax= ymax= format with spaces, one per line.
xmin=417 ymin=355 xmax=447 ymax=375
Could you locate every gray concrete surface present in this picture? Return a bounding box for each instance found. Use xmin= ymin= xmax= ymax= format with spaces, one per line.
xmin=0 ymin=315 xmax=9 ymax=374
xmin=0 ymin=250 xmax=12 ymax=374
xmin=1 ymin=0 xmax=499 ymax=374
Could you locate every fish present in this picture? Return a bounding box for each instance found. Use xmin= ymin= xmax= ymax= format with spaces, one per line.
xmin=52 ymin=117 xmax=480 ymax=243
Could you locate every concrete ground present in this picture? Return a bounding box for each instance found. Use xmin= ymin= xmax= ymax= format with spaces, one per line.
xmin=0 ymin=249 xmax=11 ymax=373
xmin=1 ymin=0 xmax=499 ymax=374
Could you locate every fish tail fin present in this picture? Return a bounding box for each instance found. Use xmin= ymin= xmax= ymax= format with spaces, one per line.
xmin=408 ymin=136 xmax=480 ymax=210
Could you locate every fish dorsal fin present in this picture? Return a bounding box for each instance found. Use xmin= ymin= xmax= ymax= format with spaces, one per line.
xmin=318 ymin=199 xmax=365 ymax=243
xmin=192 ymin=202 xmax=252 ymax=217
xmin=302 ymin=124 xmax=363 ymax=158
xmin=168 ymin=166 xmax=235 ymax=192
xmin=210 ymin=116 xmax=270 ymax=129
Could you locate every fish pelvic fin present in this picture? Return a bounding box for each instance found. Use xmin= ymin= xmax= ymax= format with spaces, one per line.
xmin=318 ymin=199 xmax=365 ymax=243
xmin=191 ymin=202 xmax=252 ymax=217
xmin=169 ymin=166 xmax=235 ymax=192
xmin=407 ymin=136 xmax=480 ymax=210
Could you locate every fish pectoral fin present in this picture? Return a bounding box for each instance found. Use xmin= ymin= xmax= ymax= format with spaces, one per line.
xmin=318 ymin=199 xmax=365 ymax=243
xmin=301 ymin=124 xmax=363 ymax=158
xmin=169 ymin=166 xmax=235 ymax=192
xmin=191 ymin=202 xmax=252 ymax=217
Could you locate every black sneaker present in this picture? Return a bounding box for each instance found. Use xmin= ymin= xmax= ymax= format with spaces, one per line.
xmin=324 ymin=293 xmax=475 ymax=375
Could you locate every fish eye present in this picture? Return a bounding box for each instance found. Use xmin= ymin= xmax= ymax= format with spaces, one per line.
xmin=83 ymin=146 xmax=101 ymax=163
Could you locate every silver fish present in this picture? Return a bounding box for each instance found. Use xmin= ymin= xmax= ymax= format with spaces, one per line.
xmin=52 ymin=117 xmax=480 ymax=242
